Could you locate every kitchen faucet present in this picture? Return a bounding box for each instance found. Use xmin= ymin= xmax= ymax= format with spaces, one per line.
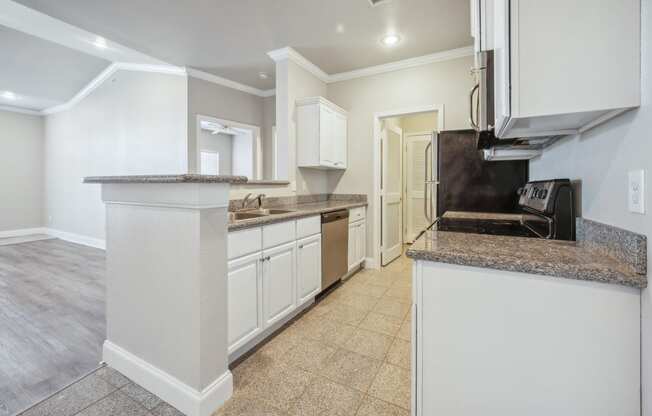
xmin=240 ymin=193 xmax=265 ymax=210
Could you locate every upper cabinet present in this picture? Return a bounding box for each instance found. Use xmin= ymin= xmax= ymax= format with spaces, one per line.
xmin=296 ymin=97 xmax=348 ymax=170
xmin=480 ymin=0 xmax=640 ymax=139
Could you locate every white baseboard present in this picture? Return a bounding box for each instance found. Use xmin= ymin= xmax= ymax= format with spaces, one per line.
xmin=103 ymin=341 xmax=233 ymax=416
xmin=364 ymin=257 xmax=380 ymax=269
xmin=46 ymin=228 xmax=106 ymax=250
xmin=0 ymin=227 xmax=48 ymax=238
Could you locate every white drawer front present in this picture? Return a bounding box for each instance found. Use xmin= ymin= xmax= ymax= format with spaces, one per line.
xmin=349 ymin=206 xmax=366 ymax=223
xmin=296 ymin=216 xmax=321 ymax=239
xmin=228 ymin=227 xmax=262 ymax=260
xmin=263 ymin=220 xmax=296 ymax=249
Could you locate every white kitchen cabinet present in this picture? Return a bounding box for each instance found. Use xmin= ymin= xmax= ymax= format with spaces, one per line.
xmin=262 ymin=241 xmax=297 ymax=327
xmin=227 ymin=252 xmax=263 ymax=354
xmin=492 ymin=0 xmax=640 ymax=139
xmin=296 ymin=234 xmax=322 ymax=306
xmin=348 ymin=214 xmax=366 ymax=272
xmin=296 ymin=96 xmax=347 ymax=170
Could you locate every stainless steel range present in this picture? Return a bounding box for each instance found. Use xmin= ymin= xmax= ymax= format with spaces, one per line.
xmin=437 ymin=179 xmax=576 ymax=241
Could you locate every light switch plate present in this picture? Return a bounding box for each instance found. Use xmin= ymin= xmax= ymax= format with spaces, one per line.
xmin=628 ymin=170 xmax=645 ymax=214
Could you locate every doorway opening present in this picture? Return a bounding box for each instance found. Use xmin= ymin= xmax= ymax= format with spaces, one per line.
xmin=373 ymin=106 xmax=444 ymax=267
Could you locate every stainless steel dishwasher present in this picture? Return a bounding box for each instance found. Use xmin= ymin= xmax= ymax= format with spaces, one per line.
xmin=321 ymin=209 xmax=349 ymax=291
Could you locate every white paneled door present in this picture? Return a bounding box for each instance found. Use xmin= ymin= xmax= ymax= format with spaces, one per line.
xmin=405 ymin=133 xmax=433 ymax=242
xmin=381 ymin=124 xmax=403 ymax=266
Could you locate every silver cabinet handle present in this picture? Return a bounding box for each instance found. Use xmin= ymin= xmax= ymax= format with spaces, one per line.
xmin=469 ymin=84 xmax=480 ymax=130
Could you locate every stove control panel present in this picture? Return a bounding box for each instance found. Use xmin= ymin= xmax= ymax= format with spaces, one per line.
xmin=518 ymin=179 xmax=571 ymax=214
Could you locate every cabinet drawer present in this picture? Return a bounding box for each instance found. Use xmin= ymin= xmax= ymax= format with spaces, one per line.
xmin=263 ymin=220 xmax=296 ymax=249
xmin=296 ymin=216 xmax=321 ymax=239
xmin=349 ymin=207 xmax=366 ymax=223
xmin=228 ymin=227 xmax=262 ymax=260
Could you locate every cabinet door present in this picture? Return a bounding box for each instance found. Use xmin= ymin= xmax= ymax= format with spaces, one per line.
xmin=296 ymin=235 xmax=322 ymax=306
xmin=227 ymin=252 xmax=263 ymax=353
xmin=348 ymin=222 xmax=357 ymax=272
xmin=356 ymin=221 xmax=366 ymax=266
xmin=319 ymin=105 xmax=335 ymax=166
xmin=333 ymin=112 xmax=347 ymax=169
xmin=262 ymin=241 xmax=296 ymax=327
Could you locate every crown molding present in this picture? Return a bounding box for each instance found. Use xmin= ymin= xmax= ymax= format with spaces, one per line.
xmin=186 ymin=68 xmax=273 ymax=98
xmin=261 ymin=89 xmax=276 ymax=98
xmin=328 ymin=46 xmax=474 ymax=83
xmin=0 ymin=105 xmax=42 ymax=116
xmin=267 ymin=47 xmax=330 ymax=83
xmin=39 ymin=63 xmax=186 ymax=115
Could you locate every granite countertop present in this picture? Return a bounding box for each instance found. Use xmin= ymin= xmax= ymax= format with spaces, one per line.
xmin=229 ymin=200 xmax=367 ymax=231
xmin=83 ymin=174 xmax=248 ymax=184
xmin=442 ymin=211 xmax=524 ymax=222
xmin=407 ymin=228 xmax=647 ymax=288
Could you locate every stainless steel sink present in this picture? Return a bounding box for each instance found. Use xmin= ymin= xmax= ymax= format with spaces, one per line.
xmin=229 ymin=208 xmax=296 ymax=221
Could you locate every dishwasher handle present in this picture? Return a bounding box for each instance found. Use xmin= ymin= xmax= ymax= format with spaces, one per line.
xmin=322 ymin=210 xmax=349 ymax=223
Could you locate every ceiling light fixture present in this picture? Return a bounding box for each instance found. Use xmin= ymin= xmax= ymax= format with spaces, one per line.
xmin=258 ymin=72 xmax=269 ymax=80
xmin=93 ymin=36 xmax=107 ymax=49
xmin=336 ymin=24 xmax=345 ymax=33
xmin=381 ymin=33 xmax=401 ymax=47
xmin=2 ymin=91 xmax=17 ymax=100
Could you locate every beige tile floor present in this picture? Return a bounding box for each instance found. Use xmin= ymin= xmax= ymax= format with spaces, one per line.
xmin=220 ymin=253 xmax=413 ymax=416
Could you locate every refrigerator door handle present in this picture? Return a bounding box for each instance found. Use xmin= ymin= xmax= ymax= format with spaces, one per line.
xmin=423 ymin=141 xmax=432 ymax=223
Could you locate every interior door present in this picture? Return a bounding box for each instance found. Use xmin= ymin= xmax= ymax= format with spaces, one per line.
xmin=381 ymin=124 xmax=403 ymax=266
xmin=405 ymin=134 xmax=432 ymax=242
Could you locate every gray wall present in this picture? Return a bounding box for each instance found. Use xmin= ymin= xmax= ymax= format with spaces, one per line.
xmin=44 ymin=70 xmax=188 ymax=240
xmin=0 ymin=110 xmax=44 ymax=232
xmin=199 ymin=130 xmax=233 ymax=175
xmin=529 ymin=1 xmax=651 ymax=410
xmin=187 ymin=77 xmax=264 ymax=173
xmin=262 ymin=95 xmax=276 ymax=179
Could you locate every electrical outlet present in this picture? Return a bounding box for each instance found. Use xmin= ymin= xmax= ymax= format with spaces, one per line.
xmin=628 ymin=170 xmax=645 ymax=214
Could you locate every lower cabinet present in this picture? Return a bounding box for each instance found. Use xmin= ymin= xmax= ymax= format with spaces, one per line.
xmin=348 ymin=220 xmax=366 ymax=271
xmin=297 ymin=234 xmax=322 ymax=306
xmin=227 ymin=252 xmax=263 ymax=354
xmin=262 ymin=241 xmax=297 ymax=327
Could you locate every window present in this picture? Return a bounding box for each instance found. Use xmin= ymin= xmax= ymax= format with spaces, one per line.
xmin=200 ymin=151 xmax=219 ymax=175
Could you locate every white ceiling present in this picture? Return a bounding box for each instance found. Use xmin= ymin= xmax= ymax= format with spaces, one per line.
xmin=12 ymin=0 xmax=472 ymax=90
xmin=0 ymin=24 xmax=109 ymax=111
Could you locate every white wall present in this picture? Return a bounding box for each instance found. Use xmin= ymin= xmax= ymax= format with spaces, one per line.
xmin=44 ymin=70 xmax=188 ymax=241
xmin=187 ymin=77 xmax=264 ymax=174
xmin=326 ymin=55 xmax=474 ymax=261
xmin=529 ymin=0 xmax=651 ymax=411
xmin=0 ymin=110 xmax=44 ymax=232
xmin=199 ymin=131 xmax=233 ymax=175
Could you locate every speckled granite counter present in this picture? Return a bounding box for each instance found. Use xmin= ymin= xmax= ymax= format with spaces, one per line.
xmin=228 ymin=194 xmax=367 ymax=231
xmin=83 ymin=174 xmax=248 ymax=184
xmin=407 ymin=219 xmax=647 ymax=288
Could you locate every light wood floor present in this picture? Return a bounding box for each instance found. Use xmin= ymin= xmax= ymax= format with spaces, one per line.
xmin=0 ymin=238 xmax=106 ymax=416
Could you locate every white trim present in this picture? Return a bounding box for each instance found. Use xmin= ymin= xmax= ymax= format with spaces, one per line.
xmin=0 ymin=105 xmax=42 ymax=116
xmin=373 ymin=105 xmax=444 ymax=270
xmin=329 ymin=46 xmax=474 ymax=83
xmin=364 ymin=257 xmax=379 ymax=270
xmin=0 ymin=227 xmax=48 ymax=238
xmin=0 ymin=0 xmax=164 ymax=65
xmin=103 ymin=341 xmax=233 ymax=416
xmin=187 ymin=68 xmax=274 ymax=98
xmin=43 ymin=63 xmax=187 ymax=115
xmin=46 ymin=228 xmax=106 ymax=250
xmin=267 ymin=47 xmax=330 ymax=83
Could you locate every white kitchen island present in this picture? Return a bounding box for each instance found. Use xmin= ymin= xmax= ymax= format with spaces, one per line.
xmin=407 ymin=225 xmax=646 ymax=416
xmin=84 ymin=174 xmax=247 ymax=416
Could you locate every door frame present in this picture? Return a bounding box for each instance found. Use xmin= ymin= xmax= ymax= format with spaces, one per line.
xmin=371 ymin=105 xmax=445 ymax=269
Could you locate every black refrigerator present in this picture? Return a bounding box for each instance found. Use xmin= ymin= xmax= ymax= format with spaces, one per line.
xmin=423 ymin=129 xmax=529 ymax=221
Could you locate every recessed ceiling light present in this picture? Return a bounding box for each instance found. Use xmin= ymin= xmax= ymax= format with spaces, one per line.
xmin=93 ymin=36 xmax=107 ymax=49
xmin=2 ymin=91 xmax=17 ymax=100
xmin=381 ymin=33 xmax=401 ymax=47
xmin=336 ymin=24 xmax=345 ymax=33
xmin=258 ymin=72 xmax=269 ymax=80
